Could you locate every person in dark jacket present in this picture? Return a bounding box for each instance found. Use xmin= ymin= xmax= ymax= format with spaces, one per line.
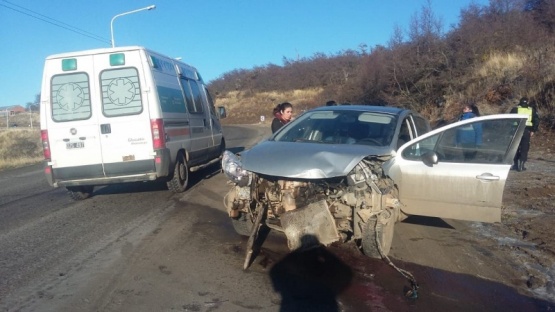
xmin=271 ymin=102 xmax=293 ymax=133
xmin=511 ymin=97 xmax=540 ymax=171
xmin=455 ymin=103 xmax=482 ymax=160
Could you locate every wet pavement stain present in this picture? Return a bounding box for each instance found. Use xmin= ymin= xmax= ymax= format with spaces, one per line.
xmin=172 ymin=192 xmax=555 ymax=311
xmin=182 ymin=303 xmax=201 ymax=311
xmin=332 ymin=244 xmax=555 ymax=311
xmin=158 ymin=265 xmax=171 ymax=275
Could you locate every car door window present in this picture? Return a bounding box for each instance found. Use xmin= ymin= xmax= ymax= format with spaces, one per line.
xmin=412 ymin=115 xmax=430 ymax=136
xmin=397 ymin=118 xmax=413 ymax=150
xmin=402 ymin=118 xmax=517 ymax=164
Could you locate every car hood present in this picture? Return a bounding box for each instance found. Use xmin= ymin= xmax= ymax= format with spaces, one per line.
xmin=240 ymin=141 xmax=391 ymax=179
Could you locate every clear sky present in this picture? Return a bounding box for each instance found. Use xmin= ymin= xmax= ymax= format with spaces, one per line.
xmin=0 ymin=0 xmax=488 ymax=107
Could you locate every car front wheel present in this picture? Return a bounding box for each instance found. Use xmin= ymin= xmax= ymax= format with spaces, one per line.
xmin=361 ymin=209 xmax=396 ymax=259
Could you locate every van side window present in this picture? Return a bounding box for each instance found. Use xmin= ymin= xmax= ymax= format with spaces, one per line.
xmin=205 ymin=87 xmax=217 ymax=116
xmin=100 ymin=68 xmax=143 ymax=117
xmin=51 ymin=73 xmax=92 ymax=122
xmin=188 ymin=81 xmax=204 ymax=113
xmin=181 ymin=78 xmax=194 ymax=113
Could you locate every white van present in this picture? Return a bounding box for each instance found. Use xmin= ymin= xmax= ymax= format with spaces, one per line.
xmin=39 ymin=46 xmax=226 ymax=200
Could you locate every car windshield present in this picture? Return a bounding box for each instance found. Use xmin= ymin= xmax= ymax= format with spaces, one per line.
xmin=273 ymin=110 xmax=397 ymax=146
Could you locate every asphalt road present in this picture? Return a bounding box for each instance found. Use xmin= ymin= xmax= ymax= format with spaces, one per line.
xmin=0 ymin=124 xmax=553 ymax=311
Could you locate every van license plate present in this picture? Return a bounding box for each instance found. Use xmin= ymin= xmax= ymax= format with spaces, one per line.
xmin=66 ymin=142 xmax=85 ymax=149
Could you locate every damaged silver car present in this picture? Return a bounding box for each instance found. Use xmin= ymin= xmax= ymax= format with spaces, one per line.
xmin=222 ymin=105 xmax=528 ymax=269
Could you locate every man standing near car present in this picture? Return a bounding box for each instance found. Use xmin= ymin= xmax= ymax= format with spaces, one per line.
xmin=511 ymin=97 xmax=539 ymax=171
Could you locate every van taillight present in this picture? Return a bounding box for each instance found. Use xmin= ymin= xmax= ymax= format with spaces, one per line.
xmin=150 ymin=119 xmax=166 ymax=149
xmin=41 ymin=130 xmax=51 ymax=160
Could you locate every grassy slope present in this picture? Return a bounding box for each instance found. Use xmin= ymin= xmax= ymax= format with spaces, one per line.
xmin=0 ymin=113 xmax=42 ymax=171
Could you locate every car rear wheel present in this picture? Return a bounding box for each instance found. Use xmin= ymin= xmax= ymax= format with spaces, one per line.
xmin=167 ymin=153 xmax=189 ymax=193
xmin=67 ymin=185 xmax=94 ymax=200
xmin=361 ymin=209 xmax=395 ymax=259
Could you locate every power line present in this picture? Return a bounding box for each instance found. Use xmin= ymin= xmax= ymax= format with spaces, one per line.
xmin=1 ymin=0 xmax=110 ymax=43
xmin=0 ymin=0 xmax=111 ymax=45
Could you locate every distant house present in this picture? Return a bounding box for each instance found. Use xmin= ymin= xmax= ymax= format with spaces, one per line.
xmin=0 ymin=105 xmax=26 ymax=116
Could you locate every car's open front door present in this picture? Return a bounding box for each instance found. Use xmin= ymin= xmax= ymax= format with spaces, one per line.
xmin=385 ymin=114 xmax=528 ymax=223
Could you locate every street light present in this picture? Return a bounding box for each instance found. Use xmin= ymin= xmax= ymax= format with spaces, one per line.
xmin=110 ymin=5 xmax=156 ymax=48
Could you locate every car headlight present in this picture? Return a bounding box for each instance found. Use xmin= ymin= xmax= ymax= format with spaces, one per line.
xmin=222 ymin=150 xmax=251 ymax=186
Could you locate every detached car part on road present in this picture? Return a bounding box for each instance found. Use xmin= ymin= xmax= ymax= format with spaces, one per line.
xmin=222 ymin=105 xmax=528 ymax=266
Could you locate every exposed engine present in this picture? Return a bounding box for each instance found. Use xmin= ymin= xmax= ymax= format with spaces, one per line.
xmin=224 ymin=157 xmax=399 ymax=245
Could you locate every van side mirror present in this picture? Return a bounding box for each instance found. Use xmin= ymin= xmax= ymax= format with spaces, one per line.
xmin=218 ymin=106 xmax=227 ymax=119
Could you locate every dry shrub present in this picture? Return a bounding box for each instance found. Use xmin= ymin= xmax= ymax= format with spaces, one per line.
xmin=0 ymin=129 xmax=43 ymax=170
xmin=484 ymin=84 xmax=513 ymax=105
xmin=426 ymin=93 xmax=503 ymax=128
xmin=477 ymin=52 xmax=525 ymax=82
xmin=217 ymin=88 xmax=324 ymax=124
xmin=471 ymin=52 xmax=524 ymax=107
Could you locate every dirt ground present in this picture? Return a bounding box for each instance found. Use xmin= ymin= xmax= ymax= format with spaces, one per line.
xmin=497 ymin=129 xmax=555 ymax=293
xmin=2 ymin=124 xmax=554 ymax=311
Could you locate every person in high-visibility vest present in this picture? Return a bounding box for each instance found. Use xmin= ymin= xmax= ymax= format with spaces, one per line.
xmin=510 ymin=97 xmax=540 ymax=171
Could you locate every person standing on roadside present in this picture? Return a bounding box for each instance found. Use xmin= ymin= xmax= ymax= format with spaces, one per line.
xmin=455 ymin=103 xmax=482 ymax=160
xmin=511 ymin=97 xmax=539 ymax=171
xmin=271 ymin=102 xmax=293 ymax=133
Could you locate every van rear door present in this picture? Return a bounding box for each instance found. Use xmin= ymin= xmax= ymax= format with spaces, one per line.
xmin=92 ymin=51 xmax=154 ymax=176
xmin=46 ymin=55 xmax=104 ymax=181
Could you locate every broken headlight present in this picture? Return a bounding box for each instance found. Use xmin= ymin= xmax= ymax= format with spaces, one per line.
xmin=222 ymin=150 xmax=251 ymax=186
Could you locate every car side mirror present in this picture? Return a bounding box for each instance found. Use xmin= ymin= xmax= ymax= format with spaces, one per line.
xmin=421 ymin=151 xmax=438 ymax=167
xmin=218 ymin=106 xmax=227 ymax=118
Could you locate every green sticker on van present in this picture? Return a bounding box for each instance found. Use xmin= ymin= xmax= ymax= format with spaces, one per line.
xmin=110 ymin=53 xmax=125 ymax=66
xmin=62 ymin=58 xmax=77 ymax=71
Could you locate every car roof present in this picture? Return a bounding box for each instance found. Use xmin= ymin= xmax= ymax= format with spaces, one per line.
xmin=310 ymin=104 xmax=410 ymax=116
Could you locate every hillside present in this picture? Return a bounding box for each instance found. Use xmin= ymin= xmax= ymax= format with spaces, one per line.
xmin=210 ymin=0 xmax=555 ymax=132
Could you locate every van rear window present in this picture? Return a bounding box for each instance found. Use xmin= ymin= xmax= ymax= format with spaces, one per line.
xmin=100 ymin=68 xmax=143 ymax=117
xmin=51 ymin=73 xmax=92 ymax=122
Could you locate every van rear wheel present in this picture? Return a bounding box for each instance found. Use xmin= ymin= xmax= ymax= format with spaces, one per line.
xmin=167 ymin=153 xmax=189 ymax=193
xmin=67 ymin=185 xmax=94 ymax=200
